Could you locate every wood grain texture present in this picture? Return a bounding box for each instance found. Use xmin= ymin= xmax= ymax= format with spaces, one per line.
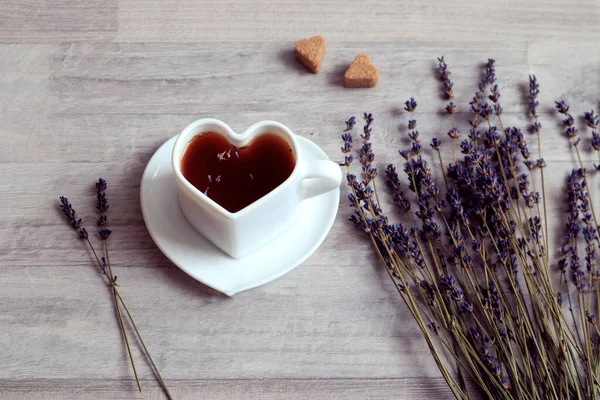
xmin=116 ymin=0 xmax=600 ymax=43
xmin=0 ymin=378 xmax=478 ymax=400
xmin=0 ymin=1 xmax=117 ymax=43
xmin=1 ymin=1 xmax=600 ymax=399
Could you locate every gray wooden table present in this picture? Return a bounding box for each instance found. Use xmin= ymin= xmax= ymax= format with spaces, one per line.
xmin=1 ymin=1 xmax=599 ymax=398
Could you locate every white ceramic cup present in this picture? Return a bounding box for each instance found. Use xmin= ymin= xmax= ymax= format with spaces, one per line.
xmin=172 ymin=118 xmax=342 ymax=259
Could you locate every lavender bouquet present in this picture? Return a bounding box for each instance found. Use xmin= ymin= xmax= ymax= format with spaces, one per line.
xmin=342 ymin=58 xmax=600 ymax=399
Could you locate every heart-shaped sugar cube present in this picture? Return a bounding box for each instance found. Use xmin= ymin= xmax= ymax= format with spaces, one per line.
xmin=294 ymin=35 xmax=326 ymax=73
xmin=344 ymin=53 xmax=379 ymax=88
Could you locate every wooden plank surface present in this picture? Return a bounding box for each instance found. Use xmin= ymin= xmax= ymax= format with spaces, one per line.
xmin=0 ymin=1 xmax=117 ymax=43
xmin=0 ymin=378 xmax=476 ymax=400
xmin=1 ymin=1 xmax=600 ymax=399
xmin=116 ymin=0 xmax=600 ymax=43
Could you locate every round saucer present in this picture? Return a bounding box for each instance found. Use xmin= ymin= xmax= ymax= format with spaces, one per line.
xmin=140 ymin=135 xmax=340 ymax=296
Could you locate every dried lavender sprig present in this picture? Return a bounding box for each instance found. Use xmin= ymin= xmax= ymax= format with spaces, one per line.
xmin=484 ymin=59 xmax=506 ymax=136
xmin=527 ymin=74 xmax=549 ymax=264
xmin=94 ymin=179 xmax=115 ymax=281
xmin=438 ymin=56 xmax=460 ymax=162
xmin=59 ymin=196 xmax=87 ymax=239
xmin=96 ymin=179 xmax=111 ymax=240
xmin=431 ymin=136 xmax=450 ymax=189
xmin=340 ymin=116 xmax=356 ymax=167
xmin=476 ymin=60 xmax=496 ymax=126
xmin=59 ymin=198 xmax=109 ymax=283
xmin=584 ymin=110 xmax=600 ymax=170
xmin=556 ymin=102 xmax=600 ymax=249
xmin=360 ymin=113 xmax=382 ymax=208
xmin=480 ymin=59 xmax=496 ymax=89
xmin=528 ymin=75 xmax=540 ymax=121
xmin=437 ymin=56 xmax=454 ymax=100
xmin=93 ymin=178 xmax=140 ymax=392
xmin=556 ymin=100 xmax=579 ymax=139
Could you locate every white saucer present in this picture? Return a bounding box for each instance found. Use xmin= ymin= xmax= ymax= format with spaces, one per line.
xmin=140 ymin=135 xmax=340 ymax=296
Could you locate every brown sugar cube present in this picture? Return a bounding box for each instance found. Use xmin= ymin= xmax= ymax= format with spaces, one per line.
xmin=344 ymin=53 xmax=379 ymax=88
xmin=294 ymin=35 xmax=326 ymax=73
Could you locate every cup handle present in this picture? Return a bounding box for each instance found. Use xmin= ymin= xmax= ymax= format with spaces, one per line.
xmin=300 ymin=160 xmax=342 ymax=200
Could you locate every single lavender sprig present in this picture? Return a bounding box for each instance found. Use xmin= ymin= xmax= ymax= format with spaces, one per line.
xmin=528 ymin=74 xmax=543 ymax=157
xmin=526 ymin=74 xmax=550 ymax=264
xmin=360 ymin=113 xmax=377 ymax=186
xmin=59 ymin=196 xmax=87 ymax=240
xmin=484 ymin=60 xmax=505 ymax=134
xmin=437 ymin=56 xmax=454 ymax=100
xmin=528 ymin=75 xmax=540 ymax=120
xmin=477 ymin=60 xmax=496 ymax=126
xmin=438 ymin=56 xmax=460 ymax=162
xmin=469 ymin=92 xmax=484 ymax=130
xmin=561 ymin=169 xmax=585 ymax=290
xmin=94 ymin=178 xmax=140 ymax=391
xmin=556 ymin=100 xmax=579 ymax=140
xmin=96 ymin=179 xmax=111 ymax=240
xmin=360 ymin=113 xmax=383 ymax=210
xmin=489 ymin=84 xmax=503 ymax=118
xmin=481 ymin=58 xmax=497 ymax=91
xmin=340 ymin=117 xmax=355 ymax=167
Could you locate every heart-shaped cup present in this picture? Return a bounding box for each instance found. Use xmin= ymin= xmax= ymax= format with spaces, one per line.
xmin=172 ymin=118 xmax=342 ymax=259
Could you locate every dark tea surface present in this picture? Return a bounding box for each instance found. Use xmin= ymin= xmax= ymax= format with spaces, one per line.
xmin=181 ymin=132 xmax=295 ymax=213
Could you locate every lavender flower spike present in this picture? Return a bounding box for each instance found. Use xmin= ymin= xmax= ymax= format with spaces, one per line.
xmin=345 ymin=116 xmax=357 ymax=131
xmin=99 ymin=228 xmax=112 ymax=240
xmin=404 ymin=98 xmax=417 ymax=112
xmin=96 ymin=178 xmax=111 ymax=238
xmin=528 ymin=75 xmax=540 ymax=119
xmin=555 ymin=100 xmax=578 ymax=139
xmin=360 ymin=113 xmax=377 ymax=185
xmin=555 ymin=100 xmax=570 ymax=115
xmin=585 ymin=110 xmax=599 ymax=129
xmin=341 ymin=116 xmax=355 ymax=167
xmin=58 ymin=196 xmax=87 ymax=240
xmin=95 ymin=178 xmax=107 ymax=191
xmin=584 ymin=110 xmax=600 ymax=152
xmin=437 ymin=56 xmax=454 ymax=100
